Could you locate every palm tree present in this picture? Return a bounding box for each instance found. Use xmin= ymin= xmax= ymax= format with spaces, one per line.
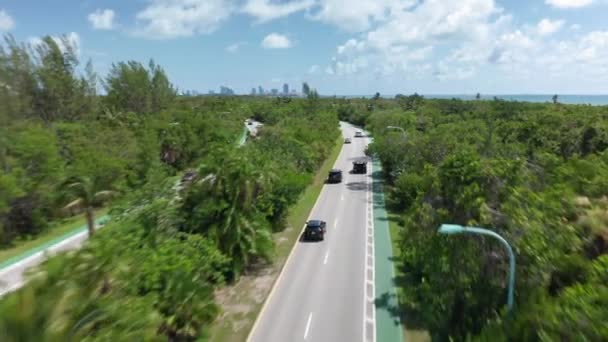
xmin=182 ymin=148 xmax=275 ymax=275
xmin=63 ymin=176 xmax=114 ymax=237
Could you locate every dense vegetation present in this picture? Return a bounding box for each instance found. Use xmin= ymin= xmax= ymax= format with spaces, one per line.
xmin=340 ymin=94 xmax=608 ymax=340
xmin=0 ymin=34 xmax=339 ymax=340
xmin=2 ymin=32 xmax=605 ymax=340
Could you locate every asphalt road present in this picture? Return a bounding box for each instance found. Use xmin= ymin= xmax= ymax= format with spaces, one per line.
xmin=248 ymin=122 xmax=375 ymax=342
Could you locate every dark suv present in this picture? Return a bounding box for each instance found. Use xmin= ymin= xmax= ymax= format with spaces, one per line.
xmin=304 ymin=220 xmax=327 ymax=241
xmin=352 ymin=160 xmax=367 ymax=174
xmin=327 ymin=169 xmax=343 ymax=183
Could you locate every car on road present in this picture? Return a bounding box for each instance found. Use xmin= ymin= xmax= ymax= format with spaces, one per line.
xmin=354 ymin=131 xmax=363 ymax=137
xmin=327 ymin=169 xmax=343 ymax=183
xmin=352 ymin=160 xmax=367 ymax=174
xmin=304 ymin=219 xmax=327 ymax=241
xmin=344 ymin=137 xmax=351 ymax=144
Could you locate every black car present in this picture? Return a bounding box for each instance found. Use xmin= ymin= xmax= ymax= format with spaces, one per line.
xmin=304 ymin=220 xmax=327 ymax=241
xmin=352 ymin=160 xmax=367 ymax=174
xmin=327 ymin=169 xmax=343 ymax=183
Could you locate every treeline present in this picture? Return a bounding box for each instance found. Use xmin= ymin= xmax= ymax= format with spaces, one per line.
xmin=340 ymin=94 xmax=608 ymax=340
xmin=0 ymin=34 xmax=242 ymax=245
xmin=0 ymin=34 xmax=339 ymax=340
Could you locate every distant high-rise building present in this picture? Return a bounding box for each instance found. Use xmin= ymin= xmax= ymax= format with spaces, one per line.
xmin=208 ymin=90 xmax=216 ymax=95
xmin=258 ymin=86 xmax=264 ymax=95
xmin=251 ymin=87 xmax=257 ymax=95
xmin=271 ymin=88 xmax=278 ymax=95
xmin=283 ymin=83 xmax=289 ymax=95
xmin=220 ymin=86 xmax=234 ymax=95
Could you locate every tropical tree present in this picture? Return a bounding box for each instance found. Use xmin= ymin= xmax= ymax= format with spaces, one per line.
xmin=62 ymin=176 xmax=114 ymax=237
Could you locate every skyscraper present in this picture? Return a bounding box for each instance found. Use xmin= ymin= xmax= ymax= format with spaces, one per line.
xmin=251 ymin=87 xmax=256 ymax=95
xmin=283 ymin=83 xmax=289 ymax=95
xmin=258 ymin=86 xmax=264 ymax=95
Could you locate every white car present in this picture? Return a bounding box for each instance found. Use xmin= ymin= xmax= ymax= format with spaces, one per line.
xmin=354 ymin=131 xmax=363 ymax=137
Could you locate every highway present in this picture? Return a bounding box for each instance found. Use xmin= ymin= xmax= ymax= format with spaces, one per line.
xmin=248 ymin=122 xmax=376 ymax=342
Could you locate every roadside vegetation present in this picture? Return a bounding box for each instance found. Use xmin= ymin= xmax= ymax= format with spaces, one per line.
xmin=339 ymin=94 xmax=608 ymax=340
xmin=0 ymin=34 xmax=339 ymax=340
xmin=2 ymin=30 xmax=605 ymax=341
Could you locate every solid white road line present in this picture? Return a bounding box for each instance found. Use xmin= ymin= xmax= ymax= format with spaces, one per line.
xmin=323 ymin=251 xmax=329 ymax=265
xmin=304 ymin=312 xmax=313 ymax=339
xmin=334 ymin=219 xmax=339 ymax=229
xmin=247 ymin=130 xmax=350 ymax=342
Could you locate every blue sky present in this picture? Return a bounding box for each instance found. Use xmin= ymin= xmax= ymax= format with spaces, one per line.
xmin=1 ymin=0 xmax=608 ymax=95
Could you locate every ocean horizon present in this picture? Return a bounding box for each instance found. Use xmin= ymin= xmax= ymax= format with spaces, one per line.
xmin=337 ymin=94 xmax=608 ymax=105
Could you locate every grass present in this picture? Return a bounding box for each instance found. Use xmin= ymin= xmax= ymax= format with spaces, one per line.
xmin=208 ymin=135 xmax=344 ymax=342
xmin=0 ymin=208 xmax=109 ymax=265
xmin=386 ymin=211 xmax=431 ymax=342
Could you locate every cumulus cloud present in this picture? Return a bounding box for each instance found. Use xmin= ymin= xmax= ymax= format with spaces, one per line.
xmin=226 ymin=42 xmax=246 ymax=53
xmin=545 ymin=0 xmax=594 ymax=8
xmin=310 ymin=0 xmax=417 ymax=32
xmin=244 ymin=0 xmax=313 ymax=22
xmin=88 ymin=9 xmax=116 ymax=30
xmin=135 ymin=0 xmax=233 ymax=39
xmin=325 ymin=0 xmax=508 ymax=79
xmin=537 ymin=18 xmax=565 ymax=35
xmin=261 ymin=33 xmax=291 ymax=49
xmin=308 ymin=65 xmax=320 ymax=73
xmin=0 ymin=10 xmax=15 ymax=31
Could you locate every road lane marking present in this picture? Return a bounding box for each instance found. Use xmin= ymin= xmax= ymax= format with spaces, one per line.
xmin=247 ymin=130 xmax=350 ymax=342
xmin=334 ymin=220 xmax=339 ymax=229
xmin=323 ymin=251 xmax=329 ymax=265
xmin=304 ymin=312 xmax=313 ymax=339
xmin=341 ymin=195 xmax=345 ymax=201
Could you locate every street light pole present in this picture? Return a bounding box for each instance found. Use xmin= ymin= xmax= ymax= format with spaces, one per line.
xmin=438 ymin=224 xmax=516 ymax=314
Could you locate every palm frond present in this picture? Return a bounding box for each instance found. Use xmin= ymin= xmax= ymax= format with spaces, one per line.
xmin=63 ymin=198 xmax=83 ymax=211
xmin=93 ymin=190 xmax=115 ymax=202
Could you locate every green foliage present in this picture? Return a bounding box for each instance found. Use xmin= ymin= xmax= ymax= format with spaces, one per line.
xmin=344 ymin=95 xmax=608 ymax=340
xmin=104 ymin=60 xmax=176 ymax=114
xmin=0 ymin=40 xmax=340 ymax=340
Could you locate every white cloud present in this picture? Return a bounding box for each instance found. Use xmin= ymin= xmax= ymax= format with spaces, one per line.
xmin=365 ymin=0 xmax=502 ymax=50
xmin=310 ymin=0 xmax=417 ymax=32
xmin=545 ymin=0 xmax=594 ymax=8
xmin=135 ymin=0 xmax=233 ymax=39
xmin=0 ymin=10 xmax=15 ymax=31
xmin=570 ymin=23 xmax=581 ymax=30
xmin=244 ymin=0 xmax=313 ymax=22
xmin=226 ymin=42 xmax=246 ymax=53
xmin=88 ymin=9 xmax=116 ymax=30
xmin=325 ymin=0 xmax=508 ymax=80
xmin=28 ymin=32 xmax=81 ymax=57
xmin=308 ymin=65 xmax=320 ymax=73
xmin=537 ymin=18 xmax=564 ymax=35
xmin=261 ymin=33 xmax=291 ymax=48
